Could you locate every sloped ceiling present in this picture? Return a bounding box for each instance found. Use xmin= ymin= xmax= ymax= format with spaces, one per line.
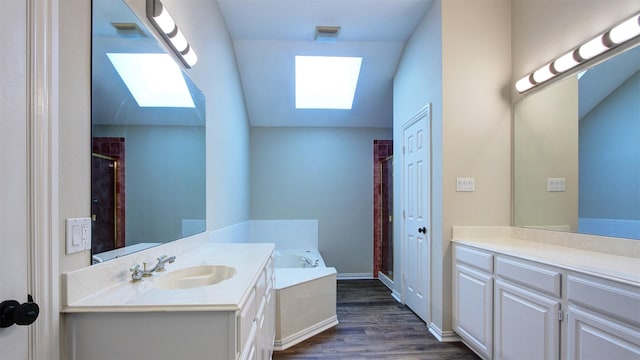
xmin=579 ymin=45 xmax=640 ymax=119
xmin=216 ymin=0 xmax=434 ymax=128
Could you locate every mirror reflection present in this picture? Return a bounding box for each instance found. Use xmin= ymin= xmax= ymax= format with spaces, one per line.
xmin=514 ymin=44 xmax=640 ymax=240
xmin=91 ymin=0 xmax=206 ymax=263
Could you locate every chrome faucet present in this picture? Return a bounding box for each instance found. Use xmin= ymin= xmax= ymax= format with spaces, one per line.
xmin=301 ymin=256 xmax=319 ymax=268
xmin=142 ymin=255 xmax=176 ymax=276
xmin=129 ymin=255 xmax=176 ymax=282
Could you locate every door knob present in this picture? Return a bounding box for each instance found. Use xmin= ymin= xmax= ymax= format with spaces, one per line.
xmin=0 ymin=295 xmax=39 ymax=328
xmin=0 ymin=300 xmax=20 ymax=328
xmin=418 ymin=227 xmax=427 ymax=234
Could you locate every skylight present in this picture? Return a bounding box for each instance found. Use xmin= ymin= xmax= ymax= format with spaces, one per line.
xmin=107 ymin=53 xmax=195 ymax=108
xmin=295 ymin=56 xmax=362 ymax=110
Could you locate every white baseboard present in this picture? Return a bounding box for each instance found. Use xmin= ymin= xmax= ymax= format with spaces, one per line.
xmin=337 ymin=273 xmax=374 ymax=280
xmin=391 ymin=289 xmax=402 ymax=303
xmin=377 ymin=271 xmax=393 ymax=289
xmin=428 ymin=322 xmax=461 ymax=342
xmin=273 ymin=316 xmax=339 ymax=351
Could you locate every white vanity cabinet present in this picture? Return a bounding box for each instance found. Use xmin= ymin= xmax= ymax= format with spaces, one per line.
xmin=64 ymin=245 xmax=276 ymax=360
xmin=566 ymin=274 xmax=640 ymax=360
xmin=453 ymin=245 xmax=494 ymax=359
xmin=252 ymin=256 xmax=276 ymax=360
xmin=452 ymin=240 xmax=639 ymax=360
xmin=493 ymin=257 xmax=561 ymax=360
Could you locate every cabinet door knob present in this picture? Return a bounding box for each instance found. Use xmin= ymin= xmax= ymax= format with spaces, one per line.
xmin=418 ymin=227 xmax=427 ymax=234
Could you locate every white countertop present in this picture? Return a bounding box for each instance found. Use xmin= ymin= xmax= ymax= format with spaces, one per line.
xmin=62 ymin=243 xmax=274 ymax=313
xmin=452 ymin=236 xmax=640 ymax=286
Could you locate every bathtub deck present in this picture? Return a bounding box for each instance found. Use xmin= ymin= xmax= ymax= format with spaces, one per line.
xmin=273 ymin=269 xmax=338 ymax=351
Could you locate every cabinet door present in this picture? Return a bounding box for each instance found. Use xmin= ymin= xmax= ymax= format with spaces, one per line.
xmin=494 ymin=279 xmax=560 ymax=360
xmin=567 ymin=305 xmax=640 ymax=360
xmin=453 ymin=263 xmax=493 ymax=359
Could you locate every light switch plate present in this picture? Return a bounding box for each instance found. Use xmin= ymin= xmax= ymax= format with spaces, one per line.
xmin=456 ymin=177 xmax=475 ymax=192
xmin=66 ymin=217 xmax=92 ymax=254
xmin=547 ymin=178 xmax=566 ymax=192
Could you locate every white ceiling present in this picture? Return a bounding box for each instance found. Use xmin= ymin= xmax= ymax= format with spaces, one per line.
xmin=216 ymin=0 xmax=434 ymax=128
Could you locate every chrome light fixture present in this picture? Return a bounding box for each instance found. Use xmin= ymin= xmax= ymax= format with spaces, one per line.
xmin=146 ymin=0 xmax=198 ymax=68
xmin=515 ymin=12 xmax=640 ymax=93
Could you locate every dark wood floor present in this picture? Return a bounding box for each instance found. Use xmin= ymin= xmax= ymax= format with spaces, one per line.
xmin=272 ymin=279 xmax=479 ymax=360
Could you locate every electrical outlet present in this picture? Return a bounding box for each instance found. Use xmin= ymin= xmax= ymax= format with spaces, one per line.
xmin=66 ymin=217 xmax=92 ymax=254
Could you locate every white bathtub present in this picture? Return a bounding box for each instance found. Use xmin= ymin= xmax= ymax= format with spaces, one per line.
xmin=272 ymin=249 xmax=338 ymax=351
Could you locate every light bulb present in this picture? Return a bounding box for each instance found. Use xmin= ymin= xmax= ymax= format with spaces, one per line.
xmin=552 ymin=50 xmax=580 ymax=73
xmin=608 ymin=14 xmax=640 ymax=44
xmin=532 ymin=63 xmax=555 ymax=83
xmin=169 ymin=29 xmax=188 ymax=53
xmin=515 ymin=75 xmax=535 ymax=93
xmin=153 ymin=6 xmax=176 ymax=34
xmin=182 ymin=48 xmax=198 ymax=67
xmin=578 ymin=35 xmax=608 ymax=60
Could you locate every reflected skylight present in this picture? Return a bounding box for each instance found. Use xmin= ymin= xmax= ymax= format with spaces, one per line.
xmin=107 ymin=53 xmax=195 ymax=108
xmin=295 ymin=56 xmax=362 ymax=110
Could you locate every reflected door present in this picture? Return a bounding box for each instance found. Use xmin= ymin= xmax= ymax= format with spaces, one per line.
xmin=91 ymin=154 xmax=117 ymax=255
xmin=381 ymin=157 xmax=394 ymax=279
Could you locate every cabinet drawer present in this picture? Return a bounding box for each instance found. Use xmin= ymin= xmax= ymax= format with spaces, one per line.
xmin=455 ymin=244 xmax=493 ymax=273
xmin=495 ymin=256 xmax=561 ymax=298
xmin=567 ymin=274 xmax=640 ymax=324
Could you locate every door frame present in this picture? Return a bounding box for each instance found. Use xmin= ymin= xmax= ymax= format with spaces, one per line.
xmin=400 ymin=103 xmax=432 ymax=323
xmin=27 ymin=0 xmax=60 ymax=357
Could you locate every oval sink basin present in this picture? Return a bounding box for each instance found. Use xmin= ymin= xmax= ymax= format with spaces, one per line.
xmin=154 ymin=265 xmax=237 ymax=290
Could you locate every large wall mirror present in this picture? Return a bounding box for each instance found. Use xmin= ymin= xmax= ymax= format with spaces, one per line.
xmin=91 ymin=0 xmax=206 ymax=263
xmin=514 ymin=43 xmax=639 ymax=240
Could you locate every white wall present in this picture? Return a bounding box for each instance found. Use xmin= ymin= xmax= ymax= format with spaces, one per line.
xmin=394 ymin=0 xmax=512 ymax=336
xmin=59 ymin=0 xmax=93 ymax=273
xmin=250 ymin=126 xmax=392 ymax=276
xmin=514 ymin=78 xmax=579 ymax=230
xmin=126 ymin=0 xmax=252 ymax=230
xmin=393 ymin=0 xmax=443 ymax=317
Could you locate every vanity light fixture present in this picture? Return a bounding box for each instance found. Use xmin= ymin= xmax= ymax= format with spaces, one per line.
xmin=146 ymin=0 xmax=198 ymax=68
xmin=515 ymin=12 xmax=640 ymax=93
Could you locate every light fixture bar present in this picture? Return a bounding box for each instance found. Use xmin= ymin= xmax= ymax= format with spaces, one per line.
xmin=515 ymin=12 xmax=640 ymax=94
xmin=146 ymin=0 xmax=197 ymax=68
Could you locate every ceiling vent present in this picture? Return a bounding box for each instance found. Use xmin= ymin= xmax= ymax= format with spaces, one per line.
xmin=315 ymin=26 xmax=341 ymax=43
xmin=111 ymin=22 xmax=146 ymax=38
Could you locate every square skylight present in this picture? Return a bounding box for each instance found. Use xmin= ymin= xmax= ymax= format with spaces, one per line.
xmin=295 ymin=56 xmax=362 ymax=110
xmin=107 ymin=53 xmax=195 ymax=108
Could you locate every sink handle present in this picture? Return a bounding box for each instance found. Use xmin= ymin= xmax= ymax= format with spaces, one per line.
xmin=129 ymin=264 xmax=143 ymax=282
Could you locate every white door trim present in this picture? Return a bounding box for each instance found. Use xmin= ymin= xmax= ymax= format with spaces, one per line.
xmin=400 ymin=103 xmax=432 ymax=323
xmin=27 ymin=0 xmax=60 ymax=358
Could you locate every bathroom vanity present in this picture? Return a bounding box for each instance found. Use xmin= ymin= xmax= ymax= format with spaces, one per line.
xmin=451 ymin=227 xmax=639 ymax=360
xmin=62 ymin=243 xmax=275 ymax=360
